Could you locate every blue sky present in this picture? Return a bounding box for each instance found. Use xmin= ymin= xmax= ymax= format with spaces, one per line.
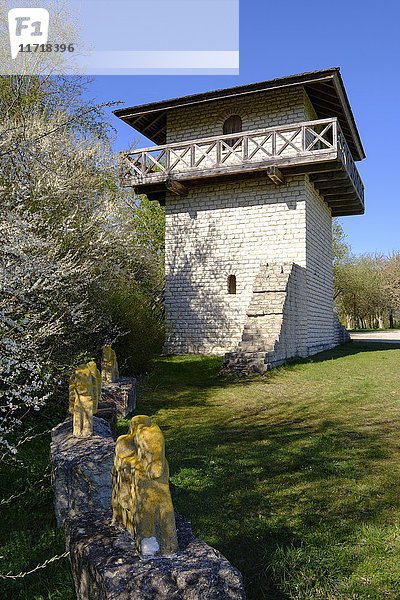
xmin=86 ymin=0 xmax=400 ymax=256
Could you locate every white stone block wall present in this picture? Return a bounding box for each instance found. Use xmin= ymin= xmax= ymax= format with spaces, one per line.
xmin=165 ymin=176 xmax=308 ymax=354
xmin=305 ymin=177 xmax=337 ymax=353
xmin=164 ymin=174 xmax=341 ymax=357
xmin=273 ymin=262 xmax=309 ymax=361
xmin=166 ymin=89 xmax=316 ymax=144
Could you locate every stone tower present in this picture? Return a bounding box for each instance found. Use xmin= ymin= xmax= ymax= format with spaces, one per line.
xmin=115 ymin=68 xmax=365 ymax=372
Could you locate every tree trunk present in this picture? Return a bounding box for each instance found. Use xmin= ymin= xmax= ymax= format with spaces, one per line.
xmin=389 ymin=312 xmax=394 ymax=329
xmin=378 ymin=315 xmax=384 ymax=329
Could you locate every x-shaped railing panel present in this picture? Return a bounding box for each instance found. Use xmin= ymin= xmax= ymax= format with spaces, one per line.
xmin=275 ymin=129 xmax=303 ymax=155
xmin=169 ymin=146 xmax=192 ymax=170
xmin=220 ymin=137 xmax=243 ymax=163
xmin=143 ymin=150 xmax=167 ymax=175
xmin=247 ymin=133 xmax=274 ymax=160
xmin=305 ymin=123 xmax=334 ymax=151
xmin=194 ymin=141 xmax=217 ymax=168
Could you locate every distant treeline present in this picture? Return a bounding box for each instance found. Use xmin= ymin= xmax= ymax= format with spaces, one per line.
xmin=333 ymin=221 xmax=400 ymax=330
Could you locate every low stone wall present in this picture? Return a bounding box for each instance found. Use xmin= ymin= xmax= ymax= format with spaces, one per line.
xmin=51 ymin=417 xmax=115 ymax=527
xmin=102 ymin=377 xmax=136 ymax=418
xmin=66 ymin=511 xmax=245 ymax=600
xmin=52 ymin=416 xmax=246 ymax=599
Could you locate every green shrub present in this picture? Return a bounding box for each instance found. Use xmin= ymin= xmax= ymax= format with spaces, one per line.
xmin=106 ymin=281 xmax=165 ymax=375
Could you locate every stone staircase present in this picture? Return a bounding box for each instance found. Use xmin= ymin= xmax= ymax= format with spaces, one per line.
xmin=224 ymin=262 xmax=305 ymax=374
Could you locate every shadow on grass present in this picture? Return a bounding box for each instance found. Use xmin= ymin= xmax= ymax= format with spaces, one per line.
xmin=129 ymin=341 xmax=400 ymax=415
xmin=127 ymin=345 xmax=400 ymax=599
xmin=166 ymin=421 xmax=396 ymax=598
xmin=301 ymin=340 xmax=400 ymax=362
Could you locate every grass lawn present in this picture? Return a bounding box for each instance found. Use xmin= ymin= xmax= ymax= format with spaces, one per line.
xmin=1 ymin=341 xmax=400 ymax=599
xmin=127 ymin=342 xmax=400 ymax=600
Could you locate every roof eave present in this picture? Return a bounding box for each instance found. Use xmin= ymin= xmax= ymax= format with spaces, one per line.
xmin=113 ymin=69 xmax=341 ymax=121
xmin=331 ymin=70 xmax=366 ymax=160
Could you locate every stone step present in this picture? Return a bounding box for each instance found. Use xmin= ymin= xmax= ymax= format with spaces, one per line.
xmin=242 ymin=331 xmax=278 ymax=340
xmin=224 ymin=356 xmax=268 ymax=375
xmin=225 ymin=351 xmax=266 ymax=363
xmin=224 ymin=261 xmax=295 ymax=375
xmin=243 ymin=320 xmax=281 ymax=329
xmin=238 ymin=345 xmax=275 ymax=353
xmin=242 ymin=327 xmax=281 ymax=337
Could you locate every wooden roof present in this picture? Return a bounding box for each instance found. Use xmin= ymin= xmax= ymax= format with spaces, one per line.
xmin=114 ymin=68 xmax=365 ymax=161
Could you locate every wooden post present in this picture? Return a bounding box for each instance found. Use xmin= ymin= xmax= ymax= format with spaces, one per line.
xmin=267 ymin=166 xmax=285 ymax=185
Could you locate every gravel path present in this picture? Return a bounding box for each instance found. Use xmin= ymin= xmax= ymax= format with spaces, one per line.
xmin=350 ymin=330 xmax=400 ymax=344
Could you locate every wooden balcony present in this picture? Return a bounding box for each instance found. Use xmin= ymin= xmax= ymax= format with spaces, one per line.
xmin=122 ymin=118 xmax=364 ymax=216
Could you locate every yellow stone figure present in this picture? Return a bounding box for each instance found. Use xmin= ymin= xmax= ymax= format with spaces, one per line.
xmin=69 ymin=362 xmax=100 ymax=437
xmin=87 ymin=360 xmax=101 ymax=412
xmin=102 ymin=345 xmax=119 ymax=383
xmin=112 ymin=415 xmax=151 ymax=529
xmin=112 ymin=415 xmax=178 ymax=556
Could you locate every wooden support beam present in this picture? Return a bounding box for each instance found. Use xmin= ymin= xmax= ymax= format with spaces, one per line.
xmin=151 ymin=113 xmax=168 ymax=140
xmin=311 ymin=85 xmax=343 ymax=106
xmin=141 ymin=111 xmax=165 ymax=137
xmin=313 ymin=81 xmax=336 ymax=93
xmin=328 ymin=201 xmax=360 ymax=211
xmin=330 ymin=203 xmax=360 ymax=211
xmin=267 ymin=166 xmax=285 ymax=185
xmin=326 ymin=198 xmax=357 ymax=206
xmin=322 ymin=188 xmax=355 ymax=197
xmin=286 ymin=162 xmax=343 ymax=176
xmin=310 ymin=174 xmax=349 ymax=184
xmin=134 ymin=183 xmax=167 ymax=195
xmin=332 ymin=208 xmax=363 ymax=217
xmin=324 ymin=192 xmax=357 ymax=202
xmin=315 ymin=180 xmax=353 ymax=191
xmin=309 ymin=170 xmax=348 ymax=182
xmin=165 ymin=179 xmax=188 ymax=197
xmin=330 ymin=203 xmax=358 ymax=209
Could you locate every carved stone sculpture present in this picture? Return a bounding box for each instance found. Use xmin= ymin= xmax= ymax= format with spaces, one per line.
xmin=112 ymin=415 xmax=178 ymax=556
xmin=69 ymin=362 xmax=101 ymax=437
xmin=87 ymin=360 xmax=101 ymax=412
xmin=102 ymin=345 xmax=119 ymax=383
xmin=112 ymin=415 xmax=150 ymax=530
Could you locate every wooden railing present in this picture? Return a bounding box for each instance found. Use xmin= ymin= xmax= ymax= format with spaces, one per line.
xmin=124 ymin=118 xmax=364 ymax=202
xmin=337 ymin=124 xmax=364 ymax=203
